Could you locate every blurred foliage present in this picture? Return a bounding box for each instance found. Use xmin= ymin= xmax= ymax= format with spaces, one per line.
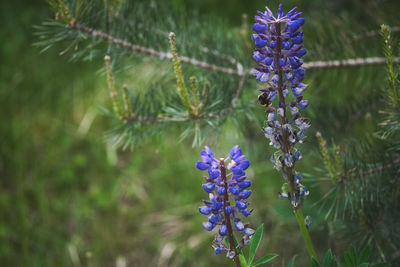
xmin=1 ymin=0 xmax=400 ymax=266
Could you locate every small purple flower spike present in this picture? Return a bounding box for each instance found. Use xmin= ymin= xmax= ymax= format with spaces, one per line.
xmin=196 ymin=145 xmax=255 ymax=259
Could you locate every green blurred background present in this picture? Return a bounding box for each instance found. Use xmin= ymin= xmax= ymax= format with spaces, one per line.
xmin=1 ymin=0 xmax=399 ymax=266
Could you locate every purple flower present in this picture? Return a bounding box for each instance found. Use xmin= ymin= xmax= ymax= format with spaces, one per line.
xmin=240 ymin=190 xmax=252 ymax=199
xmin=202 ymin=183 xmax=215 ymax=193
xmin=243 ymin=228 xmax=255 ymax=236
xmin=238 ymin=180 xmax=251 ymax=189
xmin=252 ymin=23 xmax=268 ymax=33
xmin=202 ymin=222 xmax=215 ymax=231
xmin=235 ymin=221 xmax=245 ymax=231
xmin=298 ymin=100 xmax=309 ymax=109
xmin=253 ymin=51 xmax=266 ymax=61
xmin=288 ymin=18 xmax=305 ymax=32
xmin=199 ymin=206 xmax=212 ymax=215
xmin=196 ymin=145 xmax=256 ymax=257
xmin=252 ymin=4 xmax=310 ymax=208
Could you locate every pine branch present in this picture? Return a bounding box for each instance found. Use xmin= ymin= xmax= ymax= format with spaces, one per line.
xmin=69 ymin=20 xmax=244 ymax=76
xmin=344 ymin=155 xmax=400 ymax=180
xmin=135 ymin=22 xmax=240 ymax=67
xmin=68 ymin=20 xmax=400 ymax=78
xmin=302 ymin=57 xmax=400 ymax=69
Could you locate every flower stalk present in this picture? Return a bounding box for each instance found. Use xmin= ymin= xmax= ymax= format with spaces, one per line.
xmin=252 ymin=4 xmax=318 ymax=261
xmin=275 ymin=20 xmax=317 ymax=261
xmin=220 ymin=159 xmax=241 ymax=267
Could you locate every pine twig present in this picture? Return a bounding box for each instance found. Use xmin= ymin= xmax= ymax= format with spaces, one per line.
xmin=70 ymin=20 xmax=244 ymax=76
xmin=68 ymin=20 xmax=400 ymax=77
xmin=302 ymin=57 xmax=400 ymax=69
xmin=134 ymin=22 xmax=241 ymax=68
xmin=344 ymin=156 xmax=400 ymax=180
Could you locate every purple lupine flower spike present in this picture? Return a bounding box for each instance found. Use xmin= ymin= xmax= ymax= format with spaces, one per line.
xmin=196 ymin=146 xmax=255 ymax=260
xmin=252 ymin=4 xmax=310 ymax=208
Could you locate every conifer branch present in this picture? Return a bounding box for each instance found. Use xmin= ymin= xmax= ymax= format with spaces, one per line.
xmin=68 ymin=20 xmax=400 ymax=78
xmin=135 ymin=22 xmax=240 ymax=68
xmin=69 ymin=20 xmax=244 ymax=76
xmin=302 ymin=57 xmax=400 ymax=69
xmin=344 ymin=156 xmax=400 ymax=180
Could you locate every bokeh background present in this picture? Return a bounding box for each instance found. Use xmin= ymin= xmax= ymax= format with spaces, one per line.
xmin=1 ymin=0 xmax=400 ymax=266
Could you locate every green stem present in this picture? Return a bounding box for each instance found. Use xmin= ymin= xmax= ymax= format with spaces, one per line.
xmin=294 ymin=208 xmax=318 ymax=260
xmin=274 ymin=22 xmax=318 ymax=263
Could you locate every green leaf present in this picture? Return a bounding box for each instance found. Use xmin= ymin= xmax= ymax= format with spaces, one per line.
xmin=239 ymin=253 xmax=248 ymax=267
xmin=357 ymin=263 xmax=368 ymax=267
xmin=344 ymin=245 xmax=357 ymax=267
xmin=323 ymin=249 xmax=332 ymax=266
xmin=287 ymin=255 xmax=297 ymax=267
xmin=312 ymin=257 xmax=321 ymax=267
xmin=249 ymin=224 xmax=264 ymax=265
xmin=251 ymin=254 xmax=278 ymax=267
xmin=322 ymin=249 xmax=338 ymax=267
xmin=358 ymin=246 xmax=371 ymax=264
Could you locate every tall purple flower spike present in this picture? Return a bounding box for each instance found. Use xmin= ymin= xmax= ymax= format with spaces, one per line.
xmin=252 ymin=4 xmax=310 ymax=208
xmin=196 ymin=145 xmax=254 ymax=259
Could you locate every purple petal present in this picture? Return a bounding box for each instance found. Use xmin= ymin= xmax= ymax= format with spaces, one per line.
xmin=298 ymin=100 xmax=309 ymax=109
xmin=208 ymin=214 xmax=220 ymax=224
xmin=217 ymin=186 xmax=226 ymax=195
xmin=235 ymin=221 xmax=245 ymax=231
xmin=204 ymin=146 xmax=214 ymax=157
xmin=231 ymin=166 xmax=244 ymax=176
xmin=236 ymin=200 xmax=248 ymax=210
xmin=208 ymin=168 xmax=220 ymax=179
xmin=202 ymin=183 xmax=215 ymax=193
xmin=196 ymin=161 xmax=209 ymax=170
xmin=219 ymin=224 xmax=228 ymax=236
xmin=255 ymin=37 xmax=268 ymax=47
xmin=225 ymin=206 xmax=233 ymax=214
xmin=229 ymin=145 xmax=239 ymax=158
xmin=252 ymin=23 xmax=268 ymax=33
xmin=229 ymin=186 xmax=240 ymax=195
xmin=198 ymin=206 xmax=212 ymax=215
xmin=296 ymin=48 xmax=307 ymax=58
xmin=253 ymin=51 xmax=266 ymax=61
xmin=202 ymin=222 xmax=214 ymax=231
xmin=239 ymin=160 xmax=250 ymax=170
xmin=264 ymin=57 xmax=273 ymax=65
xmin=238 ymin=180 xmax=251 ymax=189
xmin=243 ymin=228 xmax=255 ymax=236
xmin=288 ymin=18 xmax=305 ymax=32
xmin=240 ymin=190 xmax=252 ymax=199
